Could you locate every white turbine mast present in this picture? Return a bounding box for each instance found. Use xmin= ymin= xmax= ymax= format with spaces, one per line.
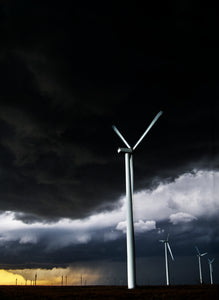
xmin=113 ymin=111 xmax=163 ymax=289
xmin=208 ymin=258 xmax=215 ymax=285
xmin=159 ymin=234 xmax=174 ymax=286
xmin=195 ymin=246 xmax=207 ymax=284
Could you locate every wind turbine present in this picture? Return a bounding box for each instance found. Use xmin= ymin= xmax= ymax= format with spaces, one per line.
xmin=208 ymin=258 xmax=215 ymax=285
xmin=159 ymin=234 xmax=174 ymax=285
xmin=113 ymin=111 xmax=163 ymax=289
xmin=195 ymin=246 xmax=207 ymax=284
xmin=35 ymin=273 xmax=37 ymax=286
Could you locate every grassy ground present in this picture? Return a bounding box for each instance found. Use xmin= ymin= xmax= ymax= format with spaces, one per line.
xmin=0 ymin=285 xmax=218 ymax=299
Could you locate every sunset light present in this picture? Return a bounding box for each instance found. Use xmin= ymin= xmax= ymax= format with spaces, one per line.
xmin=0 ymin=270 xmax=25 ymax=285
xmin=0 ymin=268 xmax=101 ymax=286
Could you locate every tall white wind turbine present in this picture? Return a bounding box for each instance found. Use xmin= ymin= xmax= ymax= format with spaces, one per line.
xmin=159 ymin=235 xmax=174 ymax=286
xmin=113 ymin=111 xmax=163 ymax=289
xmin=208 ymin=258 xmax=215 ymax=285
xmin=195 ymin=246 xmax=207 ymax=284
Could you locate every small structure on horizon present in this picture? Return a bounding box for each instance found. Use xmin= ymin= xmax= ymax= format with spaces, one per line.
xmin=195 ymin=246 xmax=207 ymax=284
xmin=159 ymin=234 xmax=174 ymax=286
xmin=208 ymin=258 xmax=215 ymax=284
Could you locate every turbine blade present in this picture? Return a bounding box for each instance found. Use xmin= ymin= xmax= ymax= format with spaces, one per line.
xmin=159 ymin=240 xmax=165 ymax=243
xmin=211 ymin=258 xmax=215 ymax=264
xmin=112 ymin=125 xmax=131 ymax=148
xmin=201 ymin=252 xmax=207 ymax=257
xmin=133 ymin=111 xmax=163 ymax=150
xmin=167 ymin=242 xmax=174 ymax=261
xmin=195 ymin=246 xmax=200 ymax=255
xmin=208 ymin=258 xmax=215 ymax=272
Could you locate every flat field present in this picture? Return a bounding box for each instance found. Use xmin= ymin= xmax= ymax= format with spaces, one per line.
xmin=0 ymin=285 xmax=218 ymax=300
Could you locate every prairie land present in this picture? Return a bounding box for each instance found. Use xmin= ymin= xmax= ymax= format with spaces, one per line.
xmin=0 ymin=285 xmax=218 ymax=299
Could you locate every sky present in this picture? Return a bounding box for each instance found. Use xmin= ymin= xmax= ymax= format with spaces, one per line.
xmin=0 ymin=1 xmax=219 ymax=286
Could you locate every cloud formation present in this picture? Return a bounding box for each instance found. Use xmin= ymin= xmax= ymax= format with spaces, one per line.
xmin=0 ymin=0 xmax=218 ymax=223
xmin=133 ymin=170 xmax=219 ymax=221
xmin=169 ymin=212 xmax=197 ymax=225
xmin=116 ymin=220 xmax=156 ymax=234
xmin=0 ymin=1 xmax=219 ymax=285
xmin=0 ymin=170 xmax=218 ymax=253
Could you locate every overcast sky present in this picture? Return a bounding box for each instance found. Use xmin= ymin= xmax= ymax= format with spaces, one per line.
xmin=0 ymin=1 xmax=218 ymax=286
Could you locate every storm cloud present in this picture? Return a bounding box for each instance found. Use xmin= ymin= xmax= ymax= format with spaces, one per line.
xmin=0 ymin=0 xmax=218 ymax=285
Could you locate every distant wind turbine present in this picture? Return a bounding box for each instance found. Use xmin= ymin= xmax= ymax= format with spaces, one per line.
xmin=195 ymin=246 xmax=207 ymax=284
xmin=113 ymin=111 xmax=163 ymax=289
xmin=159 ymin=234 xmax=174 ymax=286
xmin=208 ymin=258 xmax=215 ymax=285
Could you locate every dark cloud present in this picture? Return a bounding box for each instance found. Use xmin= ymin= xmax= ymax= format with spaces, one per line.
xmin=0 ymin=217 xmax=218 ymax=284
xmin=0 ymin=1 xmax=218 ymax=222
xmin=0 ymin=1 xmax=218 ymax=285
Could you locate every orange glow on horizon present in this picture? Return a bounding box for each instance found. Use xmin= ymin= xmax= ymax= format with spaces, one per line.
xmin=0 ymin=270 xmax=26 ymax=285
xmin=0 ymin=267 xmax=101 ymax=286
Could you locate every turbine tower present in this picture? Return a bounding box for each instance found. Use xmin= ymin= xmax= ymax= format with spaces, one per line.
xmin=195 ymin=246 xmax=207 ymax=284
xmin=113 ymin=111 xmax=163 ymax=289
xmin=159 ymin=234 xmax=174 ymax=285
xmin=208 ymin=258 xmax=215 ymax=285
